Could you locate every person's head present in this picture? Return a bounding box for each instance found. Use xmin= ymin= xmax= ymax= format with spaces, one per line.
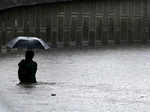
xmin=25 ymin=50 xmax=34 ymax=60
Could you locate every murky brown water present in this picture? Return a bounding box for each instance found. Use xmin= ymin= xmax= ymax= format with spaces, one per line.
xmin=1 ymin=44 xmax=150 ymax=112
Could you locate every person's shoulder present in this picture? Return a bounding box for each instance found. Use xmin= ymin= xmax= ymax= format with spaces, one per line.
xmin=19 ymin=59 xmax=25 ymax=63
xmin=18 ymin=59 xmax=25 ymax=65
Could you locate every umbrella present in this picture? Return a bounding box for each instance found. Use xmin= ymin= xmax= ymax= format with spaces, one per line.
xmin=7 ymin=36 xmax=50 ymax=50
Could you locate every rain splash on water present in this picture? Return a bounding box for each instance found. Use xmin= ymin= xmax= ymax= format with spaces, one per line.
xmin=1 ymin=44 xmax=150 ymax=112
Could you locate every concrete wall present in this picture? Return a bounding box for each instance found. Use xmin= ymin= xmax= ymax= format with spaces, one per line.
xmin=0 ymin=0 xmax=150 ymax=50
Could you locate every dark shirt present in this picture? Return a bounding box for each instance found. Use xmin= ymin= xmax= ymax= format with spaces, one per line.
xmin=18 ymin=59 xmax=37 ymax=83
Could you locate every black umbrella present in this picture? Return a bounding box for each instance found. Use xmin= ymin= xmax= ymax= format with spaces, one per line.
xmin=7 ymin=36 xmax=50 ymax=50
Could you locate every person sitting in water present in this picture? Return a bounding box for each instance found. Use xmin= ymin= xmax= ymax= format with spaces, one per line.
xmin=18 ymin=50 xmax=37 ymax=83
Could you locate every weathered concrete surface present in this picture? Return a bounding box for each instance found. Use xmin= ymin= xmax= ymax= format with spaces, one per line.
xmin=0 ymin=45 xmax=150 ymax=112
xmin=0 ymin=0 xmax=72 ymax=10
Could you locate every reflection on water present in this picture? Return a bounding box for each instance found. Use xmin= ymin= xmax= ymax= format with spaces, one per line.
xmin=1 ymin=44 xmax=150 ymax=112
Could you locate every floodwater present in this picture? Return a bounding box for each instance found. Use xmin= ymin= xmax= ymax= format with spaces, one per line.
xmin=1 ymin=44 xmax=150 ymax=112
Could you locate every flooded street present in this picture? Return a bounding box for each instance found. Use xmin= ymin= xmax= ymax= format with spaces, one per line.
xmin=1 ymin=44 xmax=150 ymax=112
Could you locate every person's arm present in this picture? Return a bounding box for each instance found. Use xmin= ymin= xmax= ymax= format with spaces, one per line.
xmin=31 ymin=61 xmax=37 ymax=82
xmin=18 ymin=60 xmax=26 ymax=82
xmin=33 ymin=62 xmax=37 ymax=75
xmin=18 ymin=60 xmax=24 ymax=75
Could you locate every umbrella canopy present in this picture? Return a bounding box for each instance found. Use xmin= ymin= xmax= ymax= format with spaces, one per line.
xmin=7 ymin=36 xmax=50 ymax=50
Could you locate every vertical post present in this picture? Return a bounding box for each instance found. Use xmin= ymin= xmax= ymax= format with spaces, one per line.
xmin=128 ymin=0 xmax=134 ymax=43
xmin=114 ymin=0 xmax=120 ymax=44
xmin=13 ymin=13 xmax=18 ymax=39
xmin=96 ymin=17 xmax=101 ymax=45
xmin=64 ymin=4 xmax=71 ymax=47
xmin=46 ymin=18 xmax=51 ymax=43
xmin=72 ymin=2 xmax=78 ymax=47
xmin=147 ymin=0 xmax=150 ymax=42
xmin=0 ymin=31 xmax=1 ymax=53
xmin=76 ymin=3 xmax=83 ymax=48
xmin=102 ymin=30 xmax=108 ymax=45
xmin=51 ymin=5 xmax=57 ymax=48
xmin=71 ymin=16 xmax=77 ymax=47
xmin=2 ymin=23 xmax=6 ymax=46
xmin=1 ymin=22 xmax=7 ymax=53
xmin=23 ymin=7 xmax=30 ymax=36
xmin=102 ymin=0 xmax=108 ymax=45
xmin=114 ymin=26 xmax=120 ymax=44
xmin=76 ymin=29 xmax=82 ymax=48
xmin=35 ymin=6 xmax=40 ymax=38
xmin=89 ymin=0 xmax=96 ymax=47
xmin=141 ymin=0 xmax=148 ymax=43
xmin=0 ymin=32 xmax=1 ymax=52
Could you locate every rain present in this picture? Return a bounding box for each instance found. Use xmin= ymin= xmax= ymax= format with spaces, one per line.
xmin=1 ymin=45 xmax=150 ymax=112
xmin=0 ymin=0 xmax=150 ymax=111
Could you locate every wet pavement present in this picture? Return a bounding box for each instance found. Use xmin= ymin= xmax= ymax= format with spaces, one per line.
xmin=1 ymin=44 xmax=150 ymax=112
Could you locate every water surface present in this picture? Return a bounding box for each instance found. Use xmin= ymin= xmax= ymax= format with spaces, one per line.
xmin=1 ymin=45 xmax=150 ymax=112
